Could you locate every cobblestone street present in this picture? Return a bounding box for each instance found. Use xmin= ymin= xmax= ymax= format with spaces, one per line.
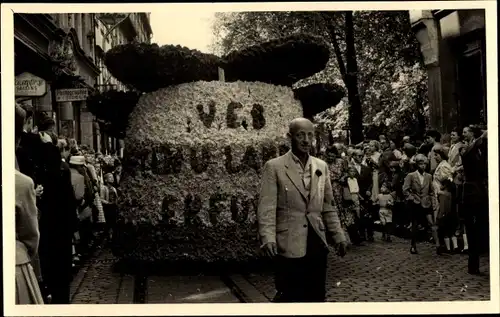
xmin=246 ymin=232 xmax=490 ymax=302
xmin=69 ymin=231 xmax=490 ymax=304
xmin=70 ymin=246 xmax=134 ymax=304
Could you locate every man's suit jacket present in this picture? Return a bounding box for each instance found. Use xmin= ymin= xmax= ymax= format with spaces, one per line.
xmin=402 ymin=171 xmax=437 ymax=210
xmin=257 ymin=151 xmax=346 ymax=258
xmin=354 ymin=163 xmax=372 ymax=200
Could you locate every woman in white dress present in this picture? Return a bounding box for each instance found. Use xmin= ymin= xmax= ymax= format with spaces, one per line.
xmin=448 ymin=128 xmax=468 ymax=253
xmin=366 ymin=140 xmax=382 ymax=203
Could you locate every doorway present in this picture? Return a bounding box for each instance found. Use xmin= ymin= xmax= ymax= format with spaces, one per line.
xmin=455 ymin=31 xmax=486 ymax=128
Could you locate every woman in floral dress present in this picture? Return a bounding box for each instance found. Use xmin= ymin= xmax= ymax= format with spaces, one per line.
xmin=325 ymin=144 xmax=354 ymax=245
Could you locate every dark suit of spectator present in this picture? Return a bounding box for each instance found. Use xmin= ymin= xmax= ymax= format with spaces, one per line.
xmin=36 ymin=140 xmax=78 ymax=304
xmin=351 ymin=156 xmax=373 ymax=241
xmin=461 ymin=130 xmax=488 ymax=274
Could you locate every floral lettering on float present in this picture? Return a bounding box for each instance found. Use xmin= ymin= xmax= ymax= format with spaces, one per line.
xmin=226 ymin=101 xmax=243 ymax=129
xmin=196 ymin=100 xmax=216 ymax=128
xmin=195 ymin=101 xmax=268 ymax=130
xmin=224 ymin=145 xmax=241 ymax=174
xmin=240 ymin=146 xmax=261 ymax=173
xmin=184 ymin=193 xmax=202 ymax=225
xmin=160 ymin=192 xmax=259 ymax=224
xmin=152 ymin=145 xmax=183 ymax=174
xmin=190 ymin=145 xmax=210 ymax=174
xmin=230 ymin=195 xmax=256 ymax=224
xmin=144 ymin=144 xmax=285 ymax=176
xmin=161 ymin=194 xmax=178 ymax=222
xmin=251 ymin=104 xmax=266 ymax=130
xmin=262 ymin=143 xmax=278 ymax=164
xmin=208 ymin=192 xmax=225 ymax=225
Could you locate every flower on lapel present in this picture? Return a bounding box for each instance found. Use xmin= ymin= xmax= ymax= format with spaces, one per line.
xmin=315 ymin=169 xmax=322 ymax=177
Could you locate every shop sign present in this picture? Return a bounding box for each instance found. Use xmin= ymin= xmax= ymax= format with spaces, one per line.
xmin=55 ymin=88 xmax=89 ymax=102
xmin=15 ymin=72 xmax=47 ymax=97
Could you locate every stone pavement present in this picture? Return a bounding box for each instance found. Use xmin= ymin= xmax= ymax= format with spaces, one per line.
xmin=70 ymin=246 xmax=134 ymax=304
xmin=244 ymin=232 xmax=490 ymax=302
xmin=147 ymin=275 xmax=240 ymax=303
xmin=70 ymin=232 xmax=490 ymax=303
xmin=70 ymin=246 xmax=243 ymax=303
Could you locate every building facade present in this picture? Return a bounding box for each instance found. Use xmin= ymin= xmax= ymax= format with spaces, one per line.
xmin=50 ymin=13 xmax=100 ymax=149
xmin=94 ymin=13 xmax=153 ymax=154
xmin=14 ymin=14 xmax=61 ymax=124
xmin=14 ymin=12 xmax=153 ymax=154
xmin=15 ymin=13 xmax=100 ymax=149
xmin=410 ymin=10 xmax=486 ymax=133
xmin=95 ymin=13 xmax=152 ymax=92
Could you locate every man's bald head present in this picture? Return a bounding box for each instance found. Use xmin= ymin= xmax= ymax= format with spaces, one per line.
xmin=288 ymin=118 xmax=314 ymax=135
xmin=288 ymin=118 xmax=315 ymax=156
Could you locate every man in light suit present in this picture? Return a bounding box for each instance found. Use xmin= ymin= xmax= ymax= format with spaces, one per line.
xmin=257 ymin=118 xmax=347 ymax=303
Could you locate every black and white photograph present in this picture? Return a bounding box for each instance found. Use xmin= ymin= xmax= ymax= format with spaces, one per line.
xmin=2 ymin=1 xmax=498 ymax=315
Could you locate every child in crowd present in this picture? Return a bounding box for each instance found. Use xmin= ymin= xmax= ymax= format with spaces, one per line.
xmin=403 ymin=154 xmax=439 ymax=254
xmin=347 ymin=165 xmax=362 ymax=219
xmin=375 ymin=183 xmax=394 ymax=242
xmin=100 ymin=173 xmax=119 ymax=241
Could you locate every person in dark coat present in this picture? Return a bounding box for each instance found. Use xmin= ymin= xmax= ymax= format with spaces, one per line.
xmin=378 ymin=138 xmax=396 ymax=189
xmin=45 ymin=138 xmax=79 ymax=303
xmin=35 ymin=133 xmax=78 ymax=304
xmin=460 ymin=125 xmax=488 ymax=275
xmin=350 ymin=149 xmax=374 ymax=241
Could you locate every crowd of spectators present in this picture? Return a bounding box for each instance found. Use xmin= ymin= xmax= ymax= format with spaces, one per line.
xmin=319 ymin=125 xmax=488 ymax=275
xmin=14 ymin=104 xmax=122 ymax=304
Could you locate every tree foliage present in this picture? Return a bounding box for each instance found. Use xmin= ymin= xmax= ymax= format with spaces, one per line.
xmin=211 ymin=11 xmax=429 ymax=140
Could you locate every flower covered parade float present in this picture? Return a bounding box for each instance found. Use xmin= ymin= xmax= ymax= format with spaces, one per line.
xmin=103 ymin=34 xmax=345 ymax=267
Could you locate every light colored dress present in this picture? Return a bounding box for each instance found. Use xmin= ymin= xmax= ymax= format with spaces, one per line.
xmin=16 ymin=170 xmax=44 ymax=304
xmin=329 ymin=158 xmax=353 ymax=244
xmin=448 ymin=142 xmax=463 ymax=168
xmin=433 ymin=160 xmax=454 ymax=223
xmin=370 ymin=152 xmax=381 ymax=202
